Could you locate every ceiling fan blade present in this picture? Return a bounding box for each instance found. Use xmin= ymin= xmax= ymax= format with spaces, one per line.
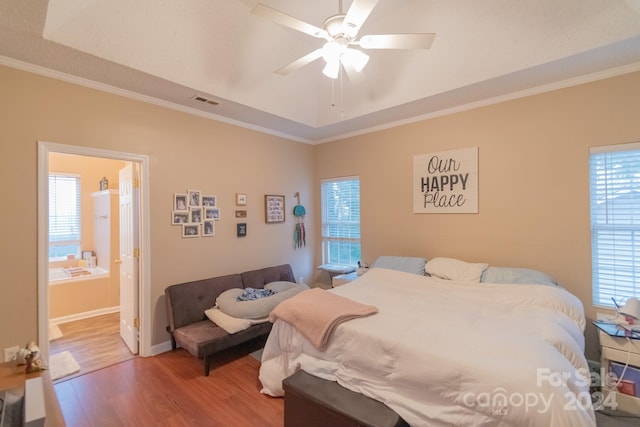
xmin=343 ymin=0 xmax=380 ymax=36
xmin=252 ymin=4 xmax=328 ymax=39
xmin=359 ymin=33 xmax=436 ymax=49
xmin=275 ymin=48 xmax=324 ymax=75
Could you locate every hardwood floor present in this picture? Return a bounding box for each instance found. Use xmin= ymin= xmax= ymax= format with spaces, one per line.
xmin=54 ymin=342 xmax=284 ymax=427
xmin=49 ymin=312 xmax=136 ymax=383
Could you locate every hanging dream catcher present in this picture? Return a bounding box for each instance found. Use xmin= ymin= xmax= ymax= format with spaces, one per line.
xmin=293 ymin=192 xmax=306 ymax=249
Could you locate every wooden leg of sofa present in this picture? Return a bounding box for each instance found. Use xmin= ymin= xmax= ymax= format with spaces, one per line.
xmin=204 ymin=355 xmax=211 ymax=376
xmin=166 ymin=326 xmax=177 ymax=350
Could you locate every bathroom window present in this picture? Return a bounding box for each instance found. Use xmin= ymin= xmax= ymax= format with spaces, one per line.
xmin=49 ymin=173 xmax=81 ymax=261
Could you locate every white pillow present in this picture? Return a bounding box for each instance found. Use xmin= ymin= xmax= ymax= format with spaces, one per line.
xmin=425 ymin=257 xmax=488 ymax=282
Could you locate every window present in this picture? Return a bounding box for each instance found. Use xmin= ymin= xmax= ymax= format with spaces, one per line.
xmin=321 ymin=176 xmax=361 ymax=267
xmin=49 ymin=174 xmax=81 ymax=260
xmin=590 ymin=143 xmax=640 ymax=308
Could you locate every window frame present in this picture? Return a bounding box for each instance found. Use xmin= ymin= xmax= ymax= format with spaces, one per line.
xmin=590 ymin=142 xmax=640 ymax=309
xmin=49 ymin=173 xmax=82 ymax=261
xmin=321 ymin=175 xmax=361 ymax=267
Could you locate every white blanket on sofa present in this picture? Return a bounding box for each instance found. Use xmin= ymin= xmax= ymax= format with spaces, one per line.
xmin=259 ymin=268 xmax=595 ymax=427
xmin=204 ymin=307 xmax=268 ymax=334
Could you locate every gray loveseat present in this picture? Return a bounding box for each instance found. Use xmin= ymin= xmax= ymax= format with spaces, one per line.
xmin=165 ymin=264 xmax=295 ymax=376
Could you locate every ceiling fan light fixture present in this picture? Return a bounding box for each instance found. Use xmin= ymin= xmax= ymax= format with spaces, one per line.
xmin=342 ymin=48 xmax=369 ymax=72
xmin=322 ymin=41 xmax=342 ymax=63
xmin=322 ymin=59 xmax=341 ymax=79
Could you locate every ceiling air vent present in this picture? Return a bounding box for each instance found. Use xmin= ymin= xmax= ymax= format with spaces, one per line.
xmin=192 ymin=95 xmax=220 ymax=106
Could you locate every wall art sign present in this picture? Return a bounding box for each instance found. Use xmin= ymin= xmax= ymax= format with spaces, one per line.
xmin=265 ymin=195 xmax=285 ymax=223
xmin=413 ymin=147 xmax=478 ymax=214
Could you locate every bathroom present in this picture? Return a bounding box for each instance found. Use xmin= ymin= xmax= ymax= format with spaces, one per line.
xmin=48 ymin=153 xmax=126 ymax=323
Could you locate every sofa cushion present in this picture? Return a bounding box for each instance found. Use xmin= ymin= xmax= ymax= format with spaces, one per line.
xmin=174 ymin=320 xmax=273 ymax=359
xmin=174 ymin=320 xmax=229 ymax=357
xmin=165 ymin=274 xmax=243 ymax=330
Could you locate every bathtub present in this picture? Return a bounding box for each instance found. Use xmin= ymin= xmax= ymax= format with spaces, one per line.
xmin=49 ymin=267 xmax=109 ymax=284
xmin=49 ymin=266 xmax=118 ymax=320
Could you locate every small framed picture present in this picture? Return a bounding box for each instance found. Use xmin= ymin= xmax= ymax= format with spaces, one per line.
xmin=205 ymin=207 xmax=220 ymax=221
xmin=237 ymin=223 xmax=247 ymax=237
xmin=182 ymin=224 xmax=199 ymax=238
xmin=236 ymin=193 xmax=247 ymax=206
xmin=202 ymin=220 xmax=214 ymax=237
xmin=190 ymin=207 xmax=203 ymax=223
xmin=187 ymin=190 xmax=201 ymax=207
xmin=265 ymin=194 xmax=285 ymax=223
xmin=172 ymin=211 xmax=189 ymax=225
xmin=174 ymin=194 xmax=188 ymax=211
xmin=235 ymin=210 xmax=247 ymax=218
xmin=202 ymin=195 xmax=216 ymax=207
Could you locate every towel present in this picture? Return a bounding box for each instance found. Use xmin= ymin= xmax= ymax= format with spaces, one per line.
xmin=268 ymin=288 xmax=378 ymax=350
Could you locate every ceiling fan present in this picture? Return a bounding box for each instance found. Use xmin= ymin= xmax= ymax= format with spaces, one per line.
xmin=252 ymin=0 xmax=436 ymax=79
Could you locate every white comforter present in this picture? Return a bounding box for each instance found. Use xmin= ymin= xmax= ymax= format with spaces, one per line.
xmin=259 ymin=268 xmax=595 ymax=427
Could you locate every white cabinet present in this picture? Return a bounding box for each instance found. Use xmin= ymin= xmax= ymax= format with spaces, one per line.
xmin=92 ymin=190 xmax=119 ymax=272
xmin=599 ymin=330 xmax=640 ymax=414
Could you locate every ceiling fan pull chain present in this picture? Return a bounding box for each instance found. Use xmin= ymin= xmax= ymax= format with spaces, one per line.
xmin=339 ymin=65 xmax=345 ymax=118
xmin=330 ymin=78 xmax=336 ymax=108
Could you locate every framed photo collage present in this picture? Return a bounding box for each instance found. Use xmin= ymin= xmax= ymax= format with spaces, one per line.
xmin=172 ymin=190 xmax=220 ymax=238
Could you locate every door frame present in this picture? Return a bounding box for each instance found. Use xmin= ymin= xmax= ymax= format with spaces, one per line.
xmin=37 ymin=141 xmax=152 ymax=358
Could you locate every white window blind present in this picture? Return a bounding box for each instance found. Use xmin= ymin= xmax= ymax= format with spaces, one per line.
xmin=49 ymin=174 xmax=81 ymax=260
xmin=321 ymin=176 xmax=361 ymax=267
xmin=590 ymin=143 xmax=640 ymax=308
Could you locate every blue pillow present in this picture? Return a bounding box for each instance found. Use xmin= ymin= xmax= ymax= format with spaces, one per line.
xmin=481 ymin=267 xmax=558 ymax=286
xmin=373 ymin=256 xmax=426 ymax=275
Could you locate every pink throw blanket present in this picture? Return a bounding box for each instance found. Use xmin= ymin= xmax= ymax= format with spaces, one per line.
xmin=268 ymin=288 xmax=378 ymax=350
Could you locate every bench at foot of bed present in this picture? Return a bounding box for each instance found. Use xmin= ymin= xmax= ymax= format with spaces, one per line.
xmin=283 ymin=370 xmax=409 ymax=427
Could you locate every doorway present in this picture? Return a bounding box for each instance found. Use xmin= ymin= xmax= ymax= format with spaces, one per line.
xmin=37 ymin=141 xmax=151 ymax=367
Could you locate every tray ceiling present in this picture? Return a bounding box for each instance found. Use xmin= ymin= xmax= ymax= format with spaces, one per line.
xmin=2 ymin=0 xmax=640 ymax=143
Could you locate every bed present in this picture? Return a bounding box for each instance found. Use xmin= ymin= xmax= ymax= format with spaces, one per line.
xmin=259 ymin=258 xmax=596 ymax=427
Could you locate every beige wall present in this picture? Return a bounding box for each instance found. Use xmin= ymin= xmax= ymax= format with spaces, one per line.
xmin=2 ymin=62 xmax=639 ymax=361
xmin=0 ymin=65 xmax=315 ymax=355
xmin=314 ymin=71 xmax=640 ymax=359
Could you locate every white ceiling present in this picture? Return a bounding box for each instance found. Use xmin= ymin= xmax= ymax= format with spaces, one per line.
xmin=2 ymin=0 xmax=640 ymax=143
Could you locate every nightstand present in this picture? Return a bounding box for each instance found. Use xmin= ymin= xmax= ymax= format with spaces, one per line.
xmin=596 ymin=322 xmax=640 ymax=415
xmin=318 ymin=264 xmax=356 ymax=287
xmin=332 ymin=271 xmax=359 ymax=287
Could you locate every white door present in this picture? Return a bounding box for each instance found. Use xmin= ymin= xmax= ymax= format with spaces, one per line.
xmin=119 ymin=162 xmax=139 ymax=354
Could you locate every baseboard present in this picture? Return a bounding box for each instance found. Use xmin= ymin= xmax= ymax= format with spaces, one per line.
xmin=49 ymin=306 xmax=120 ymax=325
xmin=150 ymin=340 xmax=173 ymax=356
